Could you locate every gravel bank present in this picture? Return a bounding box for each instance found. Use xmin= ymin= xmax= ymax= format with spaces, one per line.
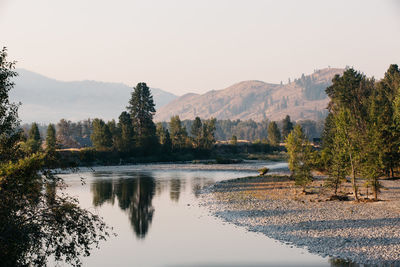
xmin=199 ymin=176 xmax=400 ymax=266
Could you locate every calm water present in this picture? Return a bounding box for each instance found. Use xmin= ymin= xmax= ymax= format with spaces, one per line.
xmin=60 ymin=161 xmax=333 ymax=267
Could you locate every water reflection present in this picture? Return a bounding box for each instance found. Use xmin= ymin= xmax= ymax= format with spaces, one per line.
xmin=91 ymin=174 xmax=155 ymax=239
xmin=169 ymin=179 xmax=181 ymax=202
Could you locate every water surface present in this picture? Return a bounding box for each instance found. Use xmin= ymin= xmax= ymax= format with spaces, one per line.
xmin=61 ymin=161 xmax=332 ymax=266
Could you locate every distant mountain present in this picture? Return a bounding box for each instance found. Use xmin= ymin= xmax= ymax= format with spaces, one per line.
xmin=10 ymin=69 xmax=178 ymax=123
xmin=155 ymin=68 xmax=344 ymax=122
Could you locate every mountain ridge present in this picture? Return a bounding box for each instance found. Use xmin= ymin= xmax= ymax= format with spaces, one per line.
xmin=154 ymin=68 xmax=344 ymax=122
xmin=10 ymin=69 xmax=178 ymax=123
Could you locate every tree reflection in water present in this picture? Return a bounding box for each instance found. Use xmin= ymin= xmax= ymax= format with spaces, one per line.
xmin=169 ymin=178 xmax=181 ymax=202
xmin=91 ymin=174 xmax=155 ymax=239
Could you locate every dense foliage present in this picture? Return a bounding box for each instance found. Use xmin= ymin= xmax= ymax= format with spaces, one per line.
xmin=320 ymin=65 xmax=400 ymax=200
xmin=0 ymin=48 xmax=110 ymax=266
xmin=285 ymin=125 xmax=314 ymax=192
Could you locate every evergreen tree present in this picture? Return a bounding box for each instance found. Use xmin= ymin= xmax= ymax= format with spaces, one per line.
xmin=285 ymin=125 xmax=313 ymax=193
xmin=200 ymin=118 xmax=216 ymax=150
xmin=267 ymin=121 xmax=281 ymax=145
xmin=45 ymin=124 xmax=57 ymax=152
xmin=117 ymin=111 xmax=135 ymax=152
xmin=127 ymin=83 xmax=157 ymax=152
xmin=325 ymin=68 xmax=374 ymax=200
xmin=91 ymin=119 xmax=112 ymax=150
xmin=324 ymin=118 xmax=349 ymax=196
xmin=169 ymin=115 xmax=188 ymax=150
xmin=163 ymin=129 xmax=172 ymax=154
xmin=27 ymin=122 xmax=42 ymax=153
xmin=191 ymin=117 xmax=202 ymax=148
xmin=374 ymin=64 xmax=400 ymax=178
xmin=106 ymin=119 xmax=119 ymax=150
xmin=281 ymin=115 xmax=294 ymax=139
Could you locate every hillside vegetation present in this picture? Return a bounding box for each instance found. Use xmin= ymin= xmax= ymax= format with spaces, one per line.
xmin=155 ymin=68 xmax=343 ymax=122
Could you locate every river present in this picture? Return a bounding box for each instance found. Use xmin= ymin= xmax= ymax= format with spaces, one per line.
xmin=60 ymin=161 xmax=333 ymax=266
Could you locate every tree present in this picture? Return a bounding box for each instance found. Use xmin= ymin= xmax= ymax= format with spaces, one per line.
xmin=0 ymin=47 xmax=19 ymax=156
xmin=325 ymin=68 xmax=374 ymax=201
xmin=90 ymin=118 xmax=112 ymax=150
xmin=156 ymin=122 xmax=172 ymax=153
xmin=200 ymin=118 xmax=216 ymax=150
xmin=230 ymin=135 xmax=238 ymax=145
xmin=267 ymin=121 xmax=281 ymax=146
xmin=285 ymin=125 xmax=313 ymax=193
xmin=127 ymin=83 xmax=157 ymax=152
xmin=26 ymin=122 xmax=42 ymax=153
xmin=117 ymin=111 xmax=135 ymax=152
xmin=0 ymin=48 xmax=110 ymax=266
xmin=324 ymin=119 xmax=349 ymax=196
xmin=163 ymin=129 xmax=172 ymax=154
xmin=56 ymin=119 xmax=79 ymax=148
xmin=106 ymin=119 xmax=119 ymax=150
xmin=45 ymin=124 xmax=57 ymax=152
xmin=169 ymin=115 xmax=188 ymax=150
xmin=281 ymin=115 xmax=293 ymax=139
xmin=374 ymin=65 xmax=400 ymax=178
xmin=191 ymin=117 xmax=202 ymax=148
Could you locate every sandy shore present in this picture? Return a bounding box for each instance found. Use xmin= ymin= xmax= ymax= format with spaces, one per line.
xmin=199 ymin=175 xmax=400 ymax=266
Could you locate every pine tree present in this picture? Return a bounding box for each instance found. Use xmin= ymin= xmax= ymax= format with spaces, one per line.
xmin=200 ymin=118 xmax=216 ymax=150
xmin=281 ymin=115 xmax=294 ymax=139
xmin=91 ymin=119 xmax=112 ymax=150
xmin=169 ymin=115 xmax=188 ymax=150
xmin=324 ymin=122 xmax=348 ymax=196
xmin=191 ymin=117 xmax=202 ymax=148
xmin=127 ymin=83 xmax=157 ymax=152
xmin=375 ymin=65 xmax=400 ymax=178
xmin=117 ymin=111 xmax=135 ymax=152
xmin=27 ymin=122 xmax=42 ymax=153
xmin=267 ymin=121 xmax=281 ymax=146
xmin=45 ymin=124 xmax=57 ymax=152
xmin=285 ymin=125 xmax=313 ymax=193
xmin=325 ymin=68 xmax=374 ymax=201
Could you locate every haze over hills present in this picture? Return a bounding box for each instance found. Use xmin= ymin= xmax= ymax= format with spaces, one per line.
xmin=10 ymin=69 xmax=178 ymax=123
xmin=10 ymin=68 xmax=344 ymax=124
xmin=154 ymin=68 xmax=344 ymax=122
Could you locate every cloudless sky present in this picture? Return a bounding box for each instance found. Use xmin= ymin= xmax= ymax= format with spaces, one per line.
xmin=1 ymin=0 xmax=399 ymax=95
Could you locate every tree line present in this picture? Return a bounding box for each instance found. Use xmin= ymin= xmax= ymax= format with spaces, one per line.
xmin=286 ymin=65 xmax=400 ymax=200
xmin=22 ymin=115 xmax=324 ymax=153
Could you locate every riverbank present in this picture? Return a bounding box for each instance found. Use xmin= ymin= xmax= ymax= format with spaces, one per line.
xmin=199 ymin=175 xmax=400 ymax=266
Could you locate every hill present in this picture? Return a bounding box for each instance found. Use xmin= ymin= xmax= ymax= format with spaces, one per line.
xmin=155 ymin=68 xmax=344 ymax=122
xmin=10 ymin=69 xmax=178 ymax=123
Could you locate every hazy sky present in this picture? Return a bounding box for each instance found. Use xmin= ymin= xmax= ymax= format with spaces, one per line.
xmin=1 ymin=0 xmax=399 ymax=95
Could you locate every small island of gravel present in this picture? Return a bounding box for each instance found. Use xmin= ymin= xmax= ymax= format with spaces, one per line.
xmin=199 ymin=175 xmax=400 ymax=266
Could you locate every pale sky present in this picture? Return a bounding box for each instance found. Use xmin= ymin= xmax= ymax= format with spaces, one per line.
xmin=1 ymin=0 xmax=399 ymax=95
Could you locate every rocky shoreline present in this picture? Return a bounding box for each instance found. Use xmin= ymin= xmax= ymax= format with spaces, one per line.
xmin=199 ymin=176 xmax=400 ymax=266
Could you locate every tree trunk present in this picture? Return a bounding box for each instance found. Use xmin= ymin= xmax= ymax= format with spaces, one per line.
xmin=351 ymin=166 xmax=359 ymax=201
xmin=348 ymin=151 xmax=359 ymax=201
xmin=373 ymin=180 xmax=378 ymax=201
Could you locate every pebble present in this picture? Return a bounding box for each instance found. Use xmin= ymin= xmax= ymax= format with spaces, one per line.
xmin=199 ymin=179 xmax=400 ymax=266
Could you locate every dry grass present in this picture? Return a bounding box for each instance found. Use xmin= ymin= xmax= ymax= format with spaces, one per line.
xmin=219 ymin=175 xmax=400 ymax=211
